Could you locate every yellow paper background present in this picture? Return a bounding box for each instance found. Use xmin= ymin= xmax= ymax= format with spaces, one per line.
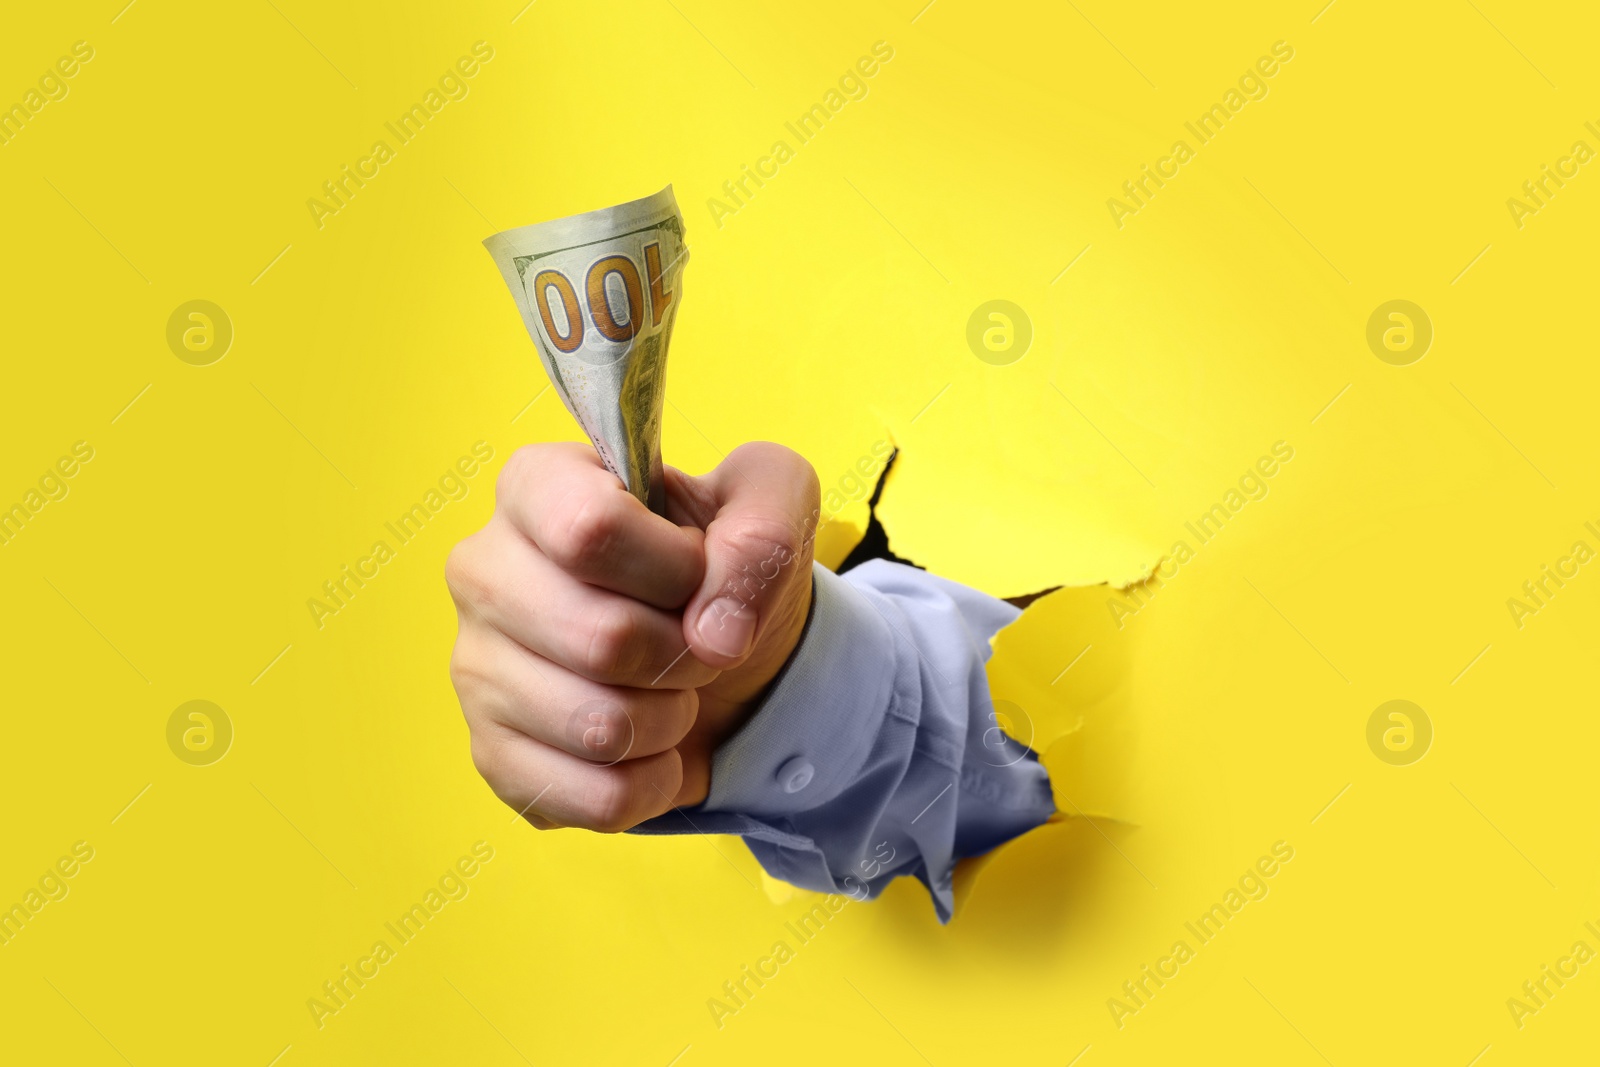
xmin=2 ymin=0 xmax=1597 ymax=1063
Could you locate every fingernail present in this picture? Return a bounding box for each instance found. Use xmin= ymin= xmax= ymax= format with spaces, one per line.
xmin=697 ymin=597 xmax=755 ymax=659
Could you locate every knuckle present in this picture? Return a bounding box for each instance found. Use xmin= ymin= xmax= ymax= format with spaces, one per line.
xmin=495 ymin=444 xmax=541 ymax=503
xmin=671 ymin=687 xmax=699 ymax=732
xmin=443 ymin=543 xmax=471 ymax=598
xmin=444 ymin=538 xmax=493 ymax=611
xmin=447 ymin=642 xmax=476 ymax=696
xmin=729 ymin=440 xmax=790 ymax=468
xmin=447 ymin=638 xmax=502 ymax=714
xmin=578 ymin=771 xmax=638 ymax=833
xmin=739 ymin=442 xmax=821 ymax=493
xmin=723 ymin=515 xmax=807 ymax=575
xmin=546 ymin=490 xmax=622 ymax=576
xmin=468 ymin=732 xmax=509 ymax=789
xmin=650 ymin=690 xmax=697 ymax=749
xmin=580 ymin=601 xmax=640 ymax=679
xmin=799 ymin=462 xmax=822 ymax=514
xmin=569 ymin=701 xmax=634 ymax=762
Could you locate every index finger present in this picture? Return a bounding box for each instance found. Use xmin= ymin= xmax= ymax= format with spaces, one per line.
xmin=498 ymin=443 xmax=704 ymax=610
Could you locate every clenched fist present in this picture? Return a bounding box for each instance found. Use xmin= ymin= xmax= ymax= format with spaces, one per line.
xmin=446 ymin=441 xmax=820 ymax=831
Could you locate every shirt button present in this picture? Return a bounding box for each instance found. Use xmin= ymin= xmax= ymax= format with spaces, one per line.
xmin=777 ymin=756 xmax=815 ymax=794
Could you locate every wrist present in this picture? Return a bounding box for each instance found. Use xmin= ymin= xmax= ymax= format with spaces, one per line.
xmin=700 ymin=570 xmax=813 ymax=733
xmin=674 ymin=569 xmax=815 ymax=807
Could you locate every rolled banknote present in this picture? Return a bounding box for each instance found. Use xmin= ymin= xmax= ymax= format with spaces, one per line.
xmin=484 ymin=186 xmax=687 ymax=514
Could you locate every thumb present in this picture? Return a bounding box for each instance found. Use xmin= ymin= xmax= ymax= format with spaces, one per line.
xmin=673 ymin=442 xmax=820 ymax=671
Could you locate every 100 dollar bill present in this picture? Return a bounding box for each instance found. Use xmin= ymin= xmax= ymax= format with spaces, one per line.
xmin=484 ymin=186 xmax=687 ymax=514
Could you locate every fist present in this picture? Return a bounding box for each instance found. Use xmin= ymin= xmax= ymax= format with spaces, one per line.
xmin=446 ymin=441 xmax=820 ymax=831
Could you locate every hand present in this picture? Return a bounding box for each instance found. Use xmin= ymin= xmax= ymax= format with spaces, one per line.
xmin=445 ymin=441 xmax=820 ymax=831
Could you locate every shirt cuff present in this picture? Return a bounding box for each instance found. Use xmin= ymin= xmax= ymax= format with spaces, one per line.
xmin=697 ymin=561 xmax=895 ymax=818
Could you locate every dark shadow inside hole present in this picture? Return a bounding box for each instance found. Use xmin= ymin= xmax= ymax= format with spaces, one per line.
xmin=835 ymin=449 xmax=922 ymax=575
xmin=835 ymin=449 xmax=1059 ymax=609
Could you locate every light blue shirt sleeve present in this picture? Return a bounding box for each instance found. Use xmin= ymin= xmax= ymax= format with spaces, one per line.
xmin=632 ymin=559 xmax=1056 ymax=922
